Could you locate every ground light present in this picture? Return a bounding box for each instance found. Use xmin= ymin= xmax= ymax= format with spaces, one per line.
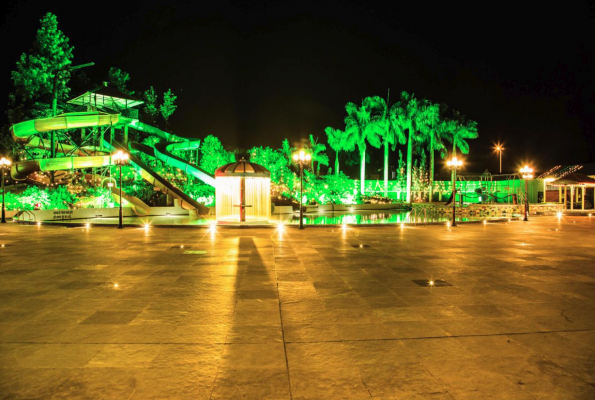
xmin=144 ymin=223 xmax=150 ymax=230
xmin=557 ymin=211 xmax=563 ymax=219
xmin=277 ymin=222 xmax=284 ymax=232
xmin=447 ymin=156 xmax=463 ymax=227
xmin=0 ymin=156 xmax=12 ymax=223
xmin=429 ymin=280 xmax=435 ymax=287
xmin=292 ymin=149 xmax=311 ymax=230
xmin=520 ymin=165 xmax=534 ymax=221
xmin=85 ymin=223 xmax=90 ymax=229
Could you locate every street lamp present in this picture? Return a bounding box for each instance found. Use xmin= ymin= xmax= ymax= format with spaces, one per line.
xmin=520 ymin=165 xmax=533 ymax=221
xmin=447 ymin=156 xmax=463 ymax=227
xmin=113 ymin=151 xmax=129 ymax=228
xmin=495 ymin=144 xmax=504 ymax=174
xmin=1 ymin=157 xmax=12 ymax=224
xmin=50 ymin=62 xmax=94 ymax=185
xmin=292 ymin=149 xmax=311 ymax=230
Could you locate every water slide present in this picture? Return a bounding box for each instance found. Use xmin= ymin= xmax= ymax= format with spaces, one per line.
xmin=9 ymin=111 xmax=214 ymax=214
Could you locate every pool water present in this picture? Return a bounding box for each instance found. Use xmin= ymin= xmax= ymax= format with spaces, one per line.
xmin=51 ymin=210 xmax=510 ymax=227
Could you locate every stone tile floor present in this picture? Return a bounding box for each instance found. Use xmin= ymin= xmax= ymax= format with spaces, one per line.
xmin=1 ymin=216 xmax=595 ymax=399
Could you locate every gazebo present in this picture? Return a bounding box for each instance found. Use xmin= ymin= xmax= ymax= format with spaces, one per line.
xmin=214 ymin=158 xmax=271 ymax=223
xmin=550 ymin=173 xmax=595 ymax=210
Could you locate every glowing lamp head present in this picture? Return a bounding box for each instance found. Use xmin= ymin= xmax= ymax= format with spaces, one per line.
xmin=113 ymin=151 xmax=129 ymax=166
xmin=144 ymin=223 xmax=150 ymax=230
xmin=292 ymin=154 xmax=298 ymax=161
xmin=520 ymin=165 xmax=534 ymax=179
xmin=447 ymin=157 xmax=463 ymax=169
xmin=0 ymin=157 xmax=12 ymax=167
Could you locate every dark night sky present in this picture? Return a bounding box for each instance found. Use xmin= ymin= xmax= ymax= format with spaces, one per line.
xmin=2 ymin=0 xmax=595 ymax=176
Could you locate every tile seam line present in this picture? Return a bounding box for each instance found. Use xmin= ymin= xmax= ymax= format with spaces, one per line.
xmin=272 ymin=233 xmax=294 ymax=400
xmin=282 ymin=327 xmax=595 ymax=344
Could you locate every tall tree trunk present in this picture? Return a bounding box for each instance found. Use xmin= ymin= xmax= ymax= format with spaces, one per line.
xmin=406 ymin=130 xmax=413 ymax=203
xmin=360 ymin=147 xmax=366 ymax=195
xmin=429 ymin=136 xmax=434 ymax=202
xmin=335 ymin=150 xmax=340 ymax=176
xmin=384 ymin=139 xmax=389 ymax=197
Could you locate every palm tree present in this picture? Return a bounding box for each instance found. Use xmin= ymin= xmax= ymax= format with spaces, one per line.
xmin=363 ymin=94 xmax=406 ymax=197
xmin=344 ymin=102 xmax=381 ymax=195
xmin=418 ymin=101 xmax=449 ymax=201
xmin=308 ymin=134 xmax=329 ymax=176
xmin=281 ymin=139 xmax=295 ymax=167
xmin=390 ymin=91 xmax=422 ymax=203
xmin=447 ymin=111 xmax=479 ymax=157
xmin=445 ymin=111 xmax=479 ymax=186
xmin=325 ymin=127 xmax=341 ymax=175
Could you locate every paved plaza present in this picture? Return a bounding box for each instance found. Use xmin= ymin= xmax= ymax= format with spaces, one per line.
xmin=1 ymin=217 xmax=595 ymax=399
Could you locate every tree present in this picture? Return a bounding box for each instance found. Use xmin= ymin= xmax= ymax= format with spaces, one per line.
xmin=108 ymin=67 xmax=134 ymax=95
xmin=281 ymin=138 xmax=295 ymax=167
xmin=308 ymin=134 xmax=329 ymax=176
xmin=344 ymin=102 xmax=381 ymax=195
xmin=390 ymin=91 xmax=423 ymax=203
xmin=160 ymin=89 xmax=177 ymax=131
xmin=396 ymin=150 xmax=406 ymax=199
xmin=9 ymin=12 xmax=74 ymax=123
xmin=364 ymin=94 xmax=406 ymax=197
xmin=199 ymin=135 xmax=235 ymax=174
xmin=418 ymin=101 xmax=448 ymax=201
xmin=142 ymin=86 xmax=159 ymax=126
xmin=447 ymin=111 xmax=479 ymax=157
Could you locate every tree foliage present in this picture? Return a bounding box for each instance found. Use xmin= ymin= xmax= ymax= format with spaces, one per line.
xmin=199 ymin=135 xmax=235 ymax=174
xmin=160 ymin=89 xmax=177 ymax=129
xmin=9 ymin=12 xmax=74 ymax=124
xmin=108 ymin=67 xmax=134 ymax=95
xmin=142 ymin=86 xmax=159 ymax=125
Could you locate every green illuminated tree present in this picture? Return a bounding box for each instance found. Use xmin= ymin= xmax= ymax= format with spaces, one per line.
xmin=418 ymin=101 xmax=449 ymax=200
xmin=443 ymin=111 xmax=478 ymax=186
xmin=325 ymin=127 xmax=342 ymax=176
xmin=142 ymin=86 xmax=159 ymax=126
xmin=199 ymin=135 xmax=235 ymax=174
xmin=344 ymin=102 xmax=381 ymax=195
xmin=325 ymin=127 xmax=356 ymax=176
xmin=447 ymin=111 xmax=478 ymax=157
xmin=108 ymin=67 xmax=134 ymax=95
xmin=9 ymin=12 xmax=74 ymax=124
xmin=390 ymin=91 xmax=424 ymax=203
xmin=364 ymin=94 xmax=407 ymax=197
xmin=396 ymin=150 xmax=406 ymax=198
xmin=308 ymin=135 xmax=329 ymax=176
xmin=160 ymin=89 xmax=177 ymax=131
xmin=281 ymin=139 xmax=295 ymax=167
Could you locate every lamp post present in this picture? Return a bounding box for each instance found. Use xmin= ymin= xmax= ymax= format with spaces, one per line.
xmin=520 ymin=165 xmax=533 ymax=221
xmin=50 ymin=62 xmax=94 ymax=185
xmin=292 ymin=150 xmax=311 ymax=230
xmin=113 ymin=151 xmax=129 ymax=228
xmin=1 ymin=157 xmax=12 ymax=224
xmin=495 ymin=144 xmax=504 ymax=174
xmin=447 ymin=156 xmax=463 ymax=227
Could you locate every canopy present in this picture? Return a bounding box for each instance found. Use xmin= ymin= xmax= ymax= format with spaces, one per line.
xmin=550 ymin=173 xmax=595 ymax=186
xmin=68 ymin=86 xmax=144 ymax=110
xmin=215 ymin=158 xmax=270 ymax=178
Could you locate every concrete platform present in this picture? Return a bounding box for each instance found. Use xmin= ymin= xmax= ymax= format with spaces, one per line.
xmin=1 ymin=215 xmax=594 ymax=398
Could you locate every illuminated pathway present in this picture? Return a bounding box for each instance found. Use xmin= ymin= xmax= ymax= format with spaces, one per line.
xmin=1 ymin=216 xmax=595 ymax=398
